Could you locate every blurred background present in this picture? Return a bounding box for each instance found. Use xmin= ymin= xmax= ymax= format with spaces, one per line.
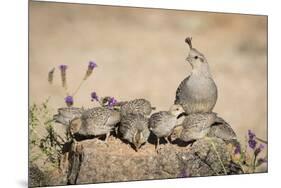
xmin=29 ymin=1 xmax=267 ymax=142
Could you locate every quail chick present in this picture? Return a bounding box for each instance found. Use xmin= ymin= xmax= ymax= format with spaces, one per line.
xmin=207 ymin=116 xmax=237 ymax=144
xmin=180 ymin=113 xmax=238 ymax=144
xmin=175 ymin=37 xmax=218 ymax=114
xmin=119 ymin=113 xmax=150 ymax=151
xmin=149 ymin=104 xmax=186 ymax=150
xmin=180 ymin=112 xmax=217 ymax=142
xmin=69 ymin=107 xmax=121 ymax=143
xmin=119 ymin=98 xmax=153 ymax=117
xmin=53 ymin=107 xmax=84 ymax=126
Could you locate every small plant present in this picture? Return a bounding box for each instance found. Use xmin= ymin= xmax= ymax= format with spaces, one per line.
xmin=230 ymin=130 xmax=267 ymax=173
xmin=39 ymin=124 xmax=65 ymax=165
xmin=29 ymin=98 xmax=69 ymax=167
xmin=29 ymin=98 xmax=53 ymax=146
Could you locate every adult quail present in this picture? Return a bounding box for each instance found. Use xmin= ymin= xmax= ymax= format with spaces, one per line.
xmin=149 ymin=104 xmax=186 ymax=150
xmin=179 ymin=112 xmax=237 ymax=144
xmin=119 ymin=113 xmax=150 ymax=151
xmin=119 ymin=98 xmax=154 ymax=117
xmin=53 ymin=107 xmax=84 ymax=126
xmin=69 ymin=107 xmax=121 ymax=143
xmin=175 ymin=37 xmax=218 ymax=114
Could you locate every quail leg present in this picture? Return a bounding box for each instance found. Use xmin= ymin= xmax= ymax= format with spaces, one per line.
xmin=104 ymin=132 xmax=110 ymax=146
xmin=114 ymin=126 xmax=119 ymax=136
xmin=156 ymin=138 xmax=165 ymax=153
xmin=155 ymin=138 xmax=159 ymax=151
xmin=168 ymin=135 xmax=173 ymax=143
xmin=164 ymin=136 xmax=171 ymax=144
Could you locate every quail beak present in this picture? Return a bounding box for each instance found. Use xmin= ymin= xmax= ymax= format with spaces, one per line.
xmin=186 ymin=56 xmax=192 ymax=62
xmin=134 ymin=143 xmax=143 ymax=152
xmin=69 ymin=128 xmax=74 ymax=137
xmin=52 ymin=114 xmax=59 ymax=121
xmin=133 ymin=145 xmax=139 ymax=152
xmin=177 ymin=112 xmax=188 ymax=119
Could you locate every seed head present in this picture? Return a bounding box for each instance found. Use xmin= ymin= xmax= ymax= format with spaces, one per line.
xmin=48 ymin=67 xmax=55 ymax=84
xmin=59 ymin=64 xmax=68 ymax=88
xmin=84 ymin=61 xmax=97 ymax=80
xmin=254 ymin=144 xmax=265 ymax=156
xmin=256 ymin=158 xmax=267 ymax=166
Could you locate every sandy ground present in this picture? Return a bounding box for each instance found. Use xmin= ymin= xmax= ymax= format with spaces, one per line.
xmin=29 ymin=2 xmax=267 ymax=143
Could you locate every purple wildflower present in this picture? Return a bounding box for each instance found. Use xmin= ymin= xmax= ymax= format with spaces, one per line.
xmin=254 ymin=144 xmax=265 ymax=156
xmin=248 ymin=139 xmax=257 ymax=149
xmin=248 ymin=130 xmax=256 ymax=140
xmin=65 ymin=96 xmax=73 ymax=107
xmin=179 ymin=169 xmax=189 ymax=178
xmin=108 ymin=97 xmax=117 ymax=108
xmin=234 ymin=145 xmax=241 ymax=154
xmin=84 ymin=61 xmax=97 ymax=80
xmin=91 ymin=92 xmax=99 ymax=102
xmin=88 ymin=61 xmax=97 ymax=70
xmin=59 ymin=64 xmax=68 ymax=71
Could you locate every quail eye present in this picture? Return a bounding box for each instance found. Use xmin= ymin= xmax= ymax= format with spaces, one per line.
xmin=194 ymin=56 xmax=198 ymax=59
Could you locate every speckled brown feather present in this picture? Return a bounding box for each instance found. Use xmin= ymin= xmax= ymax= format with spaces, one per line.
xmin=78 ymin=107 xmax=121 ymax=136
xmin=120 ymin=113 xmax=150 ymax=145
xmin=120 ymin=98 xmax=152 ymax=117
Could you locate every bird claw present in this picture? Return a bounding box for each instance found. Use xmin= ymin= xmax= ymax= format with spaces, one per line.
xmin=156 ymin=145 xmax=166 ymax=153
xmin=94 ymin=139 xmax=105 ymax=144
xmin=104 ymin=141 xmax=110 ymax=147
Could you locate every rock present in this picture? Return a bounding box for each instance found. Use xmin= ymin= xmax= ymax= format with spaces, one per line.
xmin=178 ymin=138 xmax=233 ymax=176
xmin=29 ymin=164 xmax=50 ymax=187
xmin=33 ymin=132 xmax=242 ymax=186
xmin=62 ymin=136 xmax=242 ymax=184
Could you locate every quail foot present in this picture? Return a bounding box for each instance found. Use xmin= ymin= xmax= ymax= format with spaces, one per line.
xmin=175 ymin=37 xmax=218 ymax=114
xmin=149 ymin=104 xmax=186 ymax=151
xmin=119 ymin=113 xmax=150 ymax=151
xmin=69 ymin=107 xmax=121 ymax=145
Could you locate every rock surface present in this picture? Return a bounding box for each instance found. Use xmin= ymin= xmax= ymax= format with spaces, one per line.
xmin=29 ymin=135 xmax=242 ymax=187
xmin=70 ymin=136 xmax=241 ymax=185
